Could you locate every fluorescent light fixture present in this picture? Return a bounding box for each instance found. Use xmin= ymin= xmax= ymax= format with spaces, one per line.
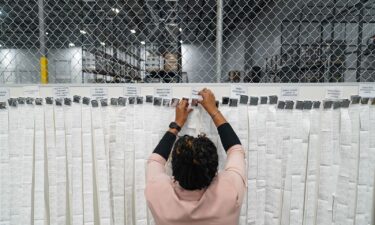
xmin=179 ymin=40 xmax=183 ymax=44
xmin=80 ymin=30 xmax=87 ymax=34
xmin=179 ymin=27 xmax=182 ymax=32
xmin=100 ymin=42 xmax=105 ymax=46
xmin=111 ymin=8 xmax=120 ymax=14
xmin=69 ymin=43 xmax=75 ymax=47
xmin=45 ymin=32 xmax=49 ymax=35
xmin=130 ymin=29 xmax=136 ymax=34
xmin=140 ymin=41 xmax=145 ymax=45
xmin=168 ymin=23 xmax=177 ymax=26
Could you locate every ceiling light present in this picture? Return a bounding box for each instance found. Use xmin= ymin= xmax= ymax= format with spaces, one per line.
xmin=111 ymin=8 xmax=120 ymax=14
xmin=130 ymin=29 xmax=136 ymax=34
xmin=80 ymin=30 xmax=87 ymax=35
xmin=100 ymin=42 xmax=105 ymax=46
xmin=0 ymin=11 xmax=2 ymax=15
xmin=179 ymin=27 xmax=182 ymax=32
xmin=69 ymin=43 xmax=75 ymax=47
xmin=45 ymin=32 xmax=49 ymax=35
xmin=140 ymin=41 xmax=145 ymax=45
xmin=0 ymin=44 xmax=2 ymax=47
xmin=179 ymin=40 xmax=183 ymax=44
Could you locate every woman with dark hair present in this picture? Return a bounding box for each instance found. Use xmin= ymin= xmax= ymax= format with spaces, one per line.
xmin=145 ymin=88 xmax=246 ymax=225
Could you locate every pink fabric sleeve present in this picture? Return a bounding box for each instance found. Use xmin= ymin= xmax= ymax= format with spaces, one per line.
xmin=146 ymin=153 xmax=169 ymax=183
xmin=224 ymin=144 xmax=247 ymax=205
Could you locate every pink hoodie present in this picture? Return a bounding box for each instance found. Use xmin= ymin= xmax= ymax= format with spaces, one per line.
xmin=145 ymin=144 xmax=246 ymax=225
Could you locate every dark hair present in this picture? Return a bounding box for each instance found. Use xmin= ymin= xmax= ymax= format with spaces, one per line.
xmin=172 ymin=134 xmax=218 ymax=190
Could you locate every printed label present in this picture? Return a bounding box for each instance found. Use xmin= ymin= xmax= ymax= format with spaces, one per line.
xmin=53 ymin=87 xmax=70 ymax=98
xmin=154 ymin=87 xmax=172 ymax=98
xmin=325 ymin=87 xmax=343 ymax=99
xmin=90 ymin=87 xmax=108 ymax=100
xmin=280 ymin=87 xmax=299 ymax=99
xmin=0 ymin=88 xmax=9 ymax=101
xmin=230 ymin=85 xmax=248 ymax=98
xmin=124 ymin=86 xmax=140 ymax=97
xmin=359 ymin=84 xmax=375 ymax=97
xmin=23 ymin=86 xmax=40 ymax=97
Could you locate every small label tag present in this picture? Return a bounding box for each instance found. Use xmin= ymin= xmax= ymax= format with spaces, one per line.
xmin=90 ymin=87 xmax=108 ymax=100
xmin=23 ymin=86 xmax=40 ymax=97
xmin=154 ymin=87 xmax=172 ymax=98
xmin=124 ymin=86 xmax=140 ymax=97
xmin=359 ymin=84 xmax=375 ymax=97
xmin=191 ymin=87 xmax=203 ymax=101
xmin=231 ymin=85 xmax=248 ymax=99
xmin=53 ymin=87 xmax=70 ymax=98
xmin=280 ymin=87 xmax=299 ymax=100
xmin=0 ymin=87 xmax=9 ymax=102
xmin=325 ymin=87 xmax=343 ymax=99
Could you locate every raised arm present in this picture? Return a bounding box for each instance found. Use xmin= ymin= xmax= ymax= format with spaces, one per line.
xmin=198 ymin=88 xmax=246 ymax=203
xmin=146 ymin=99 xmax=192 ymax=183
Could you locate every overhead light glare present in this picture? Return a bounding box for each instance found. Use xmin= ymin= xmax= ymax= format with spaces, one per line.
xmin=80 ymin=30 xmax=87 ymax=34
xmin=45 ymin=32 xmax=49 ymax=35
xmin=69 ymin=43 xmax=75 ymax=47
xmin=179 ymin=27 xmax=182 ymax=32
xmin=130 ymin=29 xmax=136 ymax=34
xmin=100 ymin=42 xmax=105 ymax=46
xmin=179 ymin=40 xmax=183 ymax=44
xmin=140 ymin=41 xmax=145 ymax=45
xmin=111 ymin=8 xmax=120 ymax=14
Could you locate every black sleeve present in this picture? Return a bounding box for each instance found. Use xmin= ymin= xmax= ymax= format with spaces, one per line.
xmin=217 ymin=123 xmax=241 ymax=152
xmin=153 ymin=131 xmax=177 ymax=161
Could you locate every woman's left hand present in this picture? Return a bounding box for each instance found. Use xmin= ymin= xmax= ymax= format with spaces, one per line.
xmin=175 ymin=99 xmax=193 ymax=127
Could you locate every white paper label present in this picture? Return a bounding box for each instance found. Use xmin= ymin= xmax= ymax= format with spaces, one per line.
xmin=280 ymin=87 xmax=299 ymax=99
xmin=0 ymin=87 xmax=9 ymax=101
xmin=359 ymin=84 xmax=375 ymax=97
xmin=231 ymin=85 xmax=248 ymax=98
xmin=124 ymin=86 xmax=140 ymax=97
xmin=23 ymin=86 xmax=40 ymax=97
xmin=154 ymin=87 xmax=172 ymax=98
xmin=90 ymin=87 xmax=108 ymax=100
xmin=191 ymin=87 xmax=203 ymax=100
xmin=53 ymin=87 xmax=70 ymax=98
xmin=325 ymin=87 xmax=343 ymax=99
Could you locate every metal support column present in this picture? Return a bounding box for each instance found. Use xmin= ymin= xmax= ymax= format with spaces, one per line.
xmin=38 ymin=0 xmax=48 ymax=84
xmin=216 ymin=0 xmax=223 ymax=83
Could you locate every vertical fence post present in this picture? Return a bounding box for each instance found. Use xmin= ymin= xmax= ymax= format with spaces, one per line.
xmin=38 ymin=0 xmax=48 ymax=84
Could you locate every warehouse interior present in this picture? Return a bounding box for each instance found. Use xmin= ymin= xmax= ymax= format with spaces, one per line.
xmin=1 ymin=0 xmax=375 ymax=83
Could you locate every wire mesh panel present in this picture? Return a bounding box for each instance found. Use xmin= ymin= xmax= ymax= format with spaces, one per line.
xmin=0 ymin=0 xmax=375 ymax=83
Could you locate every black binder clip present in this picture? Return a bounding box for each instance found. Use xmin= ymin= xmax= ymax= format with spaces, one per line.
xmin=229 ymin=98 xmax=238 ymax=107
xmin=153 ymin=97 xmax=162 ymax=106
xmin=341 ymin=99 xmax=350 ymax=108
xmin=45 ymin=97 xmax=53 ymax=105
xmin=285 ymin=101 xmax=294 ymax=110
xmin=136 ymin=96 xmax=144 ymax=104
xmin=303 ymin=101 xmax=313 ymax=110
xmin=118 ymin=97 xmax=126 ymax=106
xmin=55 ymin=98 xmax=63 ymax=106
xmin=249 ymin=97 xmax=259 ymax=106
xmin=361 ymin=97 xmax=369 ymax=105
xmin=163 ymin=99 xmax=171 ymax=107
xmin=73 ymin=95 xmax=81 ymax=103
xmin=296 ymin=101 xmax=304 ymax=110
xmin=323 ymin=100 xmax=333 ymax=109
xmin=239 ymin=95 xmax=249 ymax=105
xmin=35 ymin=98 xmax=43 ymax=106
xmin=171 ymin=98 xmax=180 ymax=107
xmin=222 ymin=97 xmax=229 ymax=105
xmin=110 ymin=98 xmax=118 ymax=106
xmin=82 ymin=97 xmax=90 ymax=105
xmin=313 ymin=101 xmax=321 ymax=109
xmin=269 ymin=95 xmax=278 ymax=105
xmin=91 ymin=100 xmax=99 ymax=108
xmin=260 ymin=96 xmax=268 ymax=104
xmin=191 ymin=98 xmax=199 ymax=107
xmin=26 ymin=97 xmax=34 ymax=105
xmin=17 ymin=97 xmax=25 ymax=104
xmin=100 ymin=99 xmax=108 ymax=107
xmin=0 ymin=102 xmax=6 ymax=109
xmin=128 ymin=97 xmax=135 ymax=105
xmin=277 ymin=101 xmax=285 ymax=109
xmin=333 ymin=101 xmax=341 ymax=110
xmin=146 ymin=95 xmax=153 ymax=103
xmin=351 ymin=95 xmax=361 ymax=104
xmin=64 ymin=98 xmax=72 ymax=106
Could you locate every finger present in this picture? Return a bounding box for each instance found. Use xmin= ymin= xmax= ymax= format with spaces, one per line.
xmin=180 ymin=99 xmax=189 ymax=108
xmin=188 ymin=108 xmax=194 ymax=113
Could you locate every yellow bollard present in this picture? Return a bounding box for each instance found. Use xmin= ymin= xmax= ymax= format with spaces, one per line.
xmin=40 ymin=56 xmax=48 ymax=84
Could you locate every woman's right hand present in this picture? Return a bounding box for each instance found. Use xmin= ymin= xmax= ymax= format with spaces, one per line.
xmin=198 ymin=88 xmax=218 ymax=116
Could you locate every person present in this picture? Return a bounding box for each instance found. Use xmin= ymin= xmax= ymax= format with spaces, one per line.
xmin=145 ymin=88 xmax=246 ymax=225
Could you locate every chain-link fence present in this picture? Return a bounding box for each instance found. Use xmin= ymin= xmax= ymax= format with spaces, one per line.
xmin=0 ymin=0 xmax=375 ymax=83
